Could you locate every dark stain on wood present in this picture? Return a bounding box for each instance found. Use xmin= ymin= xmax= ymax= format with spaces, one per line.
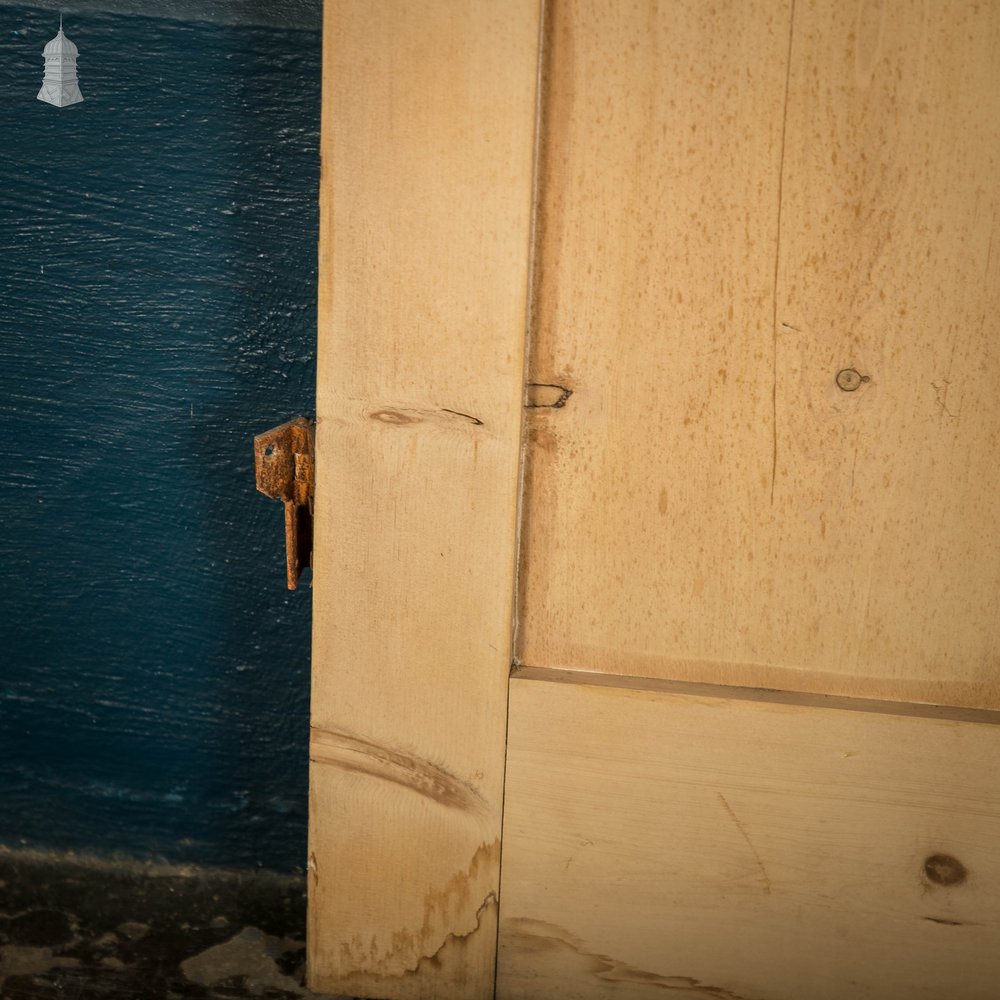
xmin=406 ymin=888 xmax=498 ymax=976
xmin=525 ymin=383 xmax=573 ymax=409
xmin=333 ymin=841 xmax=499 ymax=984
xmin=500 ymin=918 xmax=769 ymax=999
xmin=309 ymin=728 xmax=489 ymax=817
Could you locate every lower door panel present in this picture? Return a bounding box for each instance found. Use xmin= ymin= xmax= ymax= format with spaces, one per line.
xmin=497 ymin=667 xmax=1000 ymax=1000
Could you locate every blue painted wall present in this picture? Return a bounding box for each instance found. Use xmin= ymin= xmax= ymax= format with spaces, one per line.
xmin=0 ymin=4 xmax=319 ymax=872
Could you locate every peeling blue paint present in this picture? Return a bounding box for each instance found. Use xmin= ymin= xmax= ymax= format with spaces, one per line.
xmin=0 ymin=5 xmax=319 ymax=872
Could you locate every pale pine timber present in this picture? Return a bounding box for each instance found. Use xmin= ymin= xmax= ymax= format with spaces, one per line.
xmin=497 ymin=667 xmax=1000 ymax=1000
xmin=308 ymin=2 xmax=540 ymax=996
xmin=516 ymin=0 xmax=1000 ymax=708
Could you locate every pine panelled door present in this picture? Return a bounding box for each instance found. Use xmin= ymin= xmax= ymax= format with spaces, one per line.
xmin=307 ymin=2 xmax=1000 ymax=998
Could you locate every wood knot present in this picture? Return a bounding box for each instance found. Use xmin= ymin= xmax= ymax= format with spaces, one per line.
xmin=924 ymin=853 xmax=967 ymax=887
xmin=370 ymin=409 xmax=422 ymax=425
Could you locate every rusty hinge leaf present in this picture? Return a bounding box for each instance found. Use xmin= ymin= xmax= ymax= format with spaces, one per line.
xmin=254 ymin=416 xmax=315 ymax=590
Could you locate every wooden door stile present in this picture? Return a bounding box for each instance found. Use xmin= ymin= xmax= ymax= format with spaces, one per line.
xmin=308 ymin=2 xmax=541 ymax=996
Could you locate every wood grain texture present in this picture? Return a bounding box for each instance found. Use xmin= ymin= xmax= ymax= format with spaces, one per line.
xmin=498 ymin=667 xmax=1000 ymax=1000
xmin=1 ymin=6 xmax=319 ymax=872
xmin=516 ymin=0 xmax=1000 ymax=708
xmin=308 ymin=1 xmax=539 ymax=997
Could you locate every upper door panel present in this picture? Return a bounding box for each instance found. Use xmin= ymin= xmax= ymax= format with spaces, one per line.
xmin=517 ymin=0 xmax=1000 ymax=709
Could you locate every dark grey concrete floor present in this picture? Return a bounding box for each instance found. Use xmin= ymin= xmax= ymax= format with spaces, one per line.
xmin=0 ymin=849 xmax=361 ymax=1000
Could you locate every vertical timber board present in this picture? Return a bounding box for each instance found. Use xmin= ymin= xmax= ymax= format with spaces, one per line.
xmin=498 ymin=669 xmax=1000 ymax=1000
xmin=515 ymin=0 xmax=794 ymax=683
xmin=309 ymin=3 xmax=539 ymax=998
xmin=517 ymin=1 xmax=1000 ymax=708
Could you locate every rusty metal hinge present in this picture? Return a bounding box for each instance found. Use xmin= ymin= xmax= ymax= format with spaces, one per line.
xmin=254 ymin=416 xmax=315 ymax=590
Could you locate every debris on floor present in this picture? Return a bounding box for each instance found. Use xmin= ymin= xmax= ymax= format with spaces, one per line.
xmin=0 ymin=847 xmax=360 ymax=1000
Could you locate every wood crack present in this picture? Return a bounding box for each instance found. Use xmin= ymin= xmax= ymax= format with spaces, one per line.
xmin=717 ymin=793 xmax=772 ymax=894
xmin=770 ymin=0 xmax=797 ymax=505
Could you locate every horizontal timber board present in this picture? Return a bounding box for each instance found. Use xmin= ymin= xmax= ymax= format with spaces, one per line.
xmin=510 ymin=665 xmax=1000 ymax=726
xmin=498 ymin=669 xmax=1000 ymax=1000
